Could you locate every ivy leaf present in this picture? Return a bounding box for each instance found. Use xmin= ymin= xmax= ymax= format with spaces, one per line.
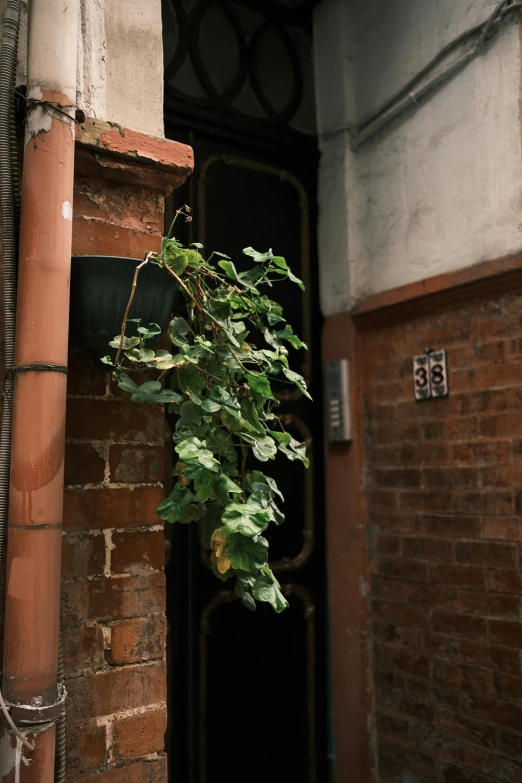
xmin=213 ymin=473 xmax=242 ymax=503
xmin=288 ymin=269 xmax=305 ymax=290
xmin=129 ymin=380 xmax=183 ymax=404
xmin=245 ymin=373 xmax=273 ymax=400
xmin=242 ymin=247 xmax=274 ymax=263
xmin=200 ymin=386 xmax=241 ymax=418
xmin=219 ymin=260 xmax=259 ymax=293
xmin=169 ymin=317 xmax=190 ymax=347
xmin=176 ymin=437 xmax=219 ymax=471
xmin=224 ymin=534 xmax=268 ymax=572
xmin=252 ymin=568 xmax=288 ymax=613
xmin=270 ymin=430 xmax=309 ymax=467
xmin=109 ymin=335 xmax=140 ymax=349
xmin=116 ymin=374 xmax=140 ymax=394
xmin=235 ymin=583 xmax=257 ymax=612
xmin=251 ymin=436 xmax=277 ymax=462
xmin=179 ymin=400 xmax=203 ymax=423
xmin=137 ymin=323 xmax=161 ymax=339
xmin=282 ymin=367 xmax=312 ymax=399
xmin=157 ymin=484 xmax=199 ymax=524
xmin=222 ymin=501 xmax=271 ymax=536
xmin=247 ymin=470 xmax=284 ymax=502
xmin=101 ymin=355 xmax=114 ymax=366
xmin=240 ymin=398 xmax=264 ymax=434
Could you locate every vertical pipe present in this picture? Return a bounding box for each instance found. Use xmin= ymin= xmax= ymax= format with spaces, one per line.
xmin=0 ymin=0 xmax=21 ymax=631
xmin=1 ymin=1 xmax=79 ymax=781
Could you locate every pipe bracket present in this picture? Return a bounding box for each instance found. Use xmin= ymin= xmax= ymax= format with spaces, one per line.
xmin=14 ymin=363 xmax=68 ymax=374
xmin=1 ymin=682 xmax=66 ymax=725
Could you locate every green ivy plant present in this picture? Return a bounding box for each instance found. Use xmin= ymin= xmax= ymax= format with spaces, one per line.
xmin=102 ymin=206 xmax=310 ymax=613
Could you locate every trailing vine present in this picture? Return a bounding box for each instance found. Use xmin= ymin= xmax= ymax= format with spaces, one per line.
xmin=102 ymin=206 xmax=310 ymax=613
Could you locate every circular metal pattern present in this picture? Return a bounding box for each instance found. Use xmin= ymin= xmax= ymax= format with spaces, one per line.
xmin=248 ymin=19 xmax=303 ymax=125
xmin=189 ymin=0 xmax=248 ymax=106
xmin=164 ymin=0 xmax=189 ymax=85
xmin=164 ymin=0 xmax=307 ymax=127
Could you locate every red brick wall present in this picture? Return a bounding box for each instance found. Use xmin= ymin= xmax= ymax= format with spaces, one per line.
xmin=62 ymin=350 xmax=167 ymax=782
xmin=59 ymin=125 xmax=191 ymax=782
xmin=361 ymin=286 xmax=522 ymax=782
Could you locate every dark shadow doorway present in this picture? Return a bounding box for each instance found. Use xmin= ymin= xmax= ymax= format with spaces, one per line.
xmin=161 ymin=3 xmax=328 ymax=781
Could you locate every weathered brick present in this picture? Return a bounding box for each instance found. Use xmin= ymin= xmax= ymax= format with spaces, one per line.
xmin=431 ymin=611 xmax=487 ymax=640
xmin=109 ymin=445 xmax=164 ymax=484
xmin=65 ymin=720 xmax=106 ymax=776
xmin=489 ymin=619 xmax=522 ymax=648
xmin=497 ymin=728 xmax=522 ymax=761
xmin=68 ymin=347 xmax=107 ymax=396
xmin=435 ymin=708 xmax=496 ymax=749
xmin=63 ymin=487 xmax=163 ymax=531
xmin=72 ymin=214 xmax=161 ymax=259
xmin=402 ymin=536 xmax=454 ymax=561
xmin=110 ymin=615 xmax=166 ymax=664
xmin=429 ymin=563 xmax=485 ymax=590
xmin=458 ymin=639 xmax=521 ymax=674
xmin=111 ymin=530 xmax=165 ymax=574
xmin=483 ymin=516 xmax=522 ymax=542
xmin=62 ymin=533 xmax=106 ymax=578
xmin=363 ymin=290 xmax=522 ymax=782
xmin=462 ymin=693 xmax=522 ymax=731
xmin=61 ymin=572 xmax=165 ymax=627
xmin=67 ymin=661 xmax=166 ymax=717
xmin=376 ymin=534 xmax=401 ymax=556
xmin=66 ymin=398 xmax=163 ymax=443
xmin=64 ymin=442 xmax=105 ymax=485
xmin=62 ymin=626 xmax=105 ymax=678
xmin=113 ymin=706 xmax=167 ymax=760
xmin=458 ymin=590 xmax=519 ymax=619
xmin=434 ymin=660 xmax=493 ymax=694
xmin=486 ymin=567 xmax=522 ymax=593
xmin=479 ymin=409 xmax=522 ymax=438
xmin=464 ymin=744 xmax=522 ymax=783
xmin=379 ymin=740 xmax=440 ymax=783
xmin=376 ymin=557 xmax=428 ymax=582
xmin=371 ymin=600 xmax=431 ymax=629
xmin=78 ymin=757 xmax=168 ymax=783
xmin=455 ymin=540 xmax=517 ymax=568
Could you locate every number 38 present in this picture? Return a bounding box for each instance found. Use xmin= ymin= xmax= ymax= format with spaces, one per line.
xmin=415 ymin=363 xmax=444 ymax=388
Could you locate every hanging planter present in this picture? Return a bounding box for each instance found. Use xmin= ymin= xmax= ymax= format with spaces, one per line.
xmin=69 ymin=255 xmax=178 ymax=355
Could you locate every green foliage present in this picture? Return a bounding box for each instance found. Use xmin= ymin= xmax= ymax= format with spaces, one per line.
xmin=104 ymin=207 xmax=310 ymax=613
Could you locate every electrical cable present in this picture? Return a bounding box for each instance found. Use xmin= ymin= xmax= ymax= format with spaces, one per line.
xmin=0 ymin=688 xmax=35 ymax=752
xmin=321 ymin=0 xmax=522 ymax=147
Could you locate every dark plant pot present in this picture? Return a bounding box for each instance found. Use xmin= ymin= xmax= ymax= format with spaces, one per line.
xmin=69 ymin=256 xmax=177 ymax=357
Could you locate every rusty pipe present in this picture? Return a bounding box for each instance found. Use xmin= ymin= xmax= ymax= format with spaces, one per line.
xmin=1 ymin=1 xmax=79 ymax=781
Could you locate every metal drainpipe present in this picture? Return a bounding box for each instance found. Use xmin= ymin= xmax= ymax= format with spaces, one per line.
xmin=0 ymin=0 xmax=79 ymax=780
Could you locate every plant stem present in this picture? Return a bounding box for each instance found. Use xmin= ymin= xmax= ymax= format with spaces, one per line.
xmin=240 ymin=445 xmax=248 ymax=502
xmin=115 ymin=255 xmax=152 ymax=367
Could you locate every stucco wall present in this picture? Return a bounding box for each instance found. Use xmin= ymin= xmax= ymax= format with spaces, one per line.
xmin=0 ymin=0 xmax=164 ymax=138
xmin=314 ymin=0 xmax=522 ymax=316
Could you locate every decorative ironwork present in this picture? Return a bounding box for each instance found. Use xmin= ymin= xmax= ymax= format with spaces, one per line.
xmin=197 ymin=153 xmax=312 ymax=393
xmin=270 ymin=414 xmax=314 ymax=572
xmin=164 ymin=0 xmax=314 ymax=134
xmin=198 ymin=585 xmax=317 ymax=783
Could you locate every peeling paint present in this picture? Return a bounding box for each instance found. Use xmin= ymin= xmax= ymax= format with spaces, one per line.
xmin=62 ymin=200 xmax=73 ymax=221
xmin=24 ymin=105 xmax=52 ymax=147
xmin=0 ymin=729 xmax=16 ymax=776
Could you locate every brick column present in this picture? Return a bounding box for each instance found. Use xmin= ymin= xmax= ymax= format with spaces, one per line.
xmin=61 ymin=119 xmax=193 ymax=782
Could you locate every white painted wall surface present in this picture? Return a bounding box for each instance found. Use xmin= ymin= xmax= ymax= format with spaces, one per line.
xmin=0 ymin=0 xmax=164 ymax=138
xmin=104 ymin=0 xmax=164 ymax=137
xmin=314 ymin=0 xmax=522 ymax=316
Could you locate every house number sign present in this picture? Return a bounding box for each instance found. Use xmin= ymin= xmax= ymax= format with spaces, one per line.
xmin=413 ymin=349 xmax=449 ymax=401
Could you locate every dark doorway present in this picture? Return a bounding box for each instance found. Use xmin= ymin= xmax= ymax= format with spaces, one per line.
xmin=161 ymin=3 xmax=327 ymax=781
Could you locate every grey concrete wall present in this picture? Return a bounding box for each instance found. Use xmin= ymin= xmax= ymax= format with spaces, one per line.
xmin=0 ymin=0 xmax=164 ymax=137
xmin=314 ymin=0 xmax=522 ymax=315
